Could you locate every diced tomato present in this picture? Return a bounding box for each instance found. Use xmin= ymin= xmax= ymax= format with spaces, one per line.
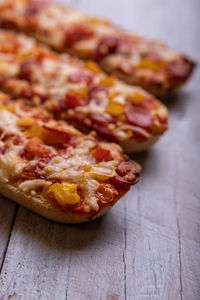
xmin=91 ymin=146 xmax=112 ymax=162
xmin=25 ymin=137 xmax=50 ymax=157
xmin=65 ymin=92 xmax=84 ymax=108
xmin=93 ymin=36 xmax=119 ymax=60
xmin=26 ymin=0 xmax=49 ymax=15
xmin=42 ymin=125 xmax=72 ymax=145
xmin=117 ymin=161 xmax=141 ymax=177
xmin=64 ymin=24 xmax=94 ymax=48
xmin=96 ymin=183 xmax=118 ymax=204
xmin=68 ymin=72 xmax=94 ymax=85
xmin=124 ymin=104 xmax=153 ymax=128
xmin=22 ymin=165 xmax=45 ymax=179
xmin=89 ymin=85 xmax=108 ymax=99
xmin=73 ymin=201 xmax=85 ymax=213
xmin=0 ymin=38 xmax=20 ymax=54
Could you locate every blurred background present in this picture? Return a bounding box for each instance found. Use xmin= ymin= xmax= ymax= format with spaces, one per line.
xmin=60 ymin=0 xmax=199 ymax=61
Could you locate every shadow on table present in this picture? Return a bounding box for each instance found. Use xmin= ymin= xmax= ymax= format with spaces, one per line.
xmin=2 ymin=201 xmax=124 ymax=253
xmin=162 ymin=89 xmax=193 ymax=116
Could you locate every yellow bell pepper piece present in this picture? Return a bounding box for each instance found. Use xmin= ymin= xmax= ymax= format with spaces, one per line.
xmin=99 ymin=76 xmax=115 ymax=87
xmin=17 ymin=117 xmax=35 ymax=128
xmin=26 ymin=125 xmax=45 ymax=139
xmin=127 ymin=92 xmax=143 ymax=105
xmin=48 ymin=183 xmax=80 ymax=205
xmin=84 ymin=61 xmax=101 ymax=74
xmin=0 ymin=105 xmax=14 ymax=112
xmin=138 ymin=58 xmax=159 ymax=71
xmin=68 ymin=87 xmax=88 ymax=99
xmin=106 ymin=99 xmax=124 ymax=116
xmin=90 ymin=165 xmax=116 ymax=181
xmin=87 ymin=17 xmax=108 ymax=25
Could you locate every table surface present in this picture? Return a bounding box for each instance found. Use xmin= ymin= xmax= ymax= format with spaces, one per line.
xmin=0 ymin=0 xmax=200 ymax=299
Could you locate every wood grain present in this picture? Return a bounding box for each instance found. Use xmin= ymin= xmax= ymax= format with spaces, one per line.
xmin=0 ymin=0 xmax=199 ymax=299
xmin=0 ymin=198 xmax=17 ymax=270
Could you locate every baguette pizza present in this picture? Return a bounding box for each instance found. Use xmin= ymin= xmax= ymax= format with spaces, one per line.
xmin=0 ymin=0 xmax=195 ymax=97
xmin=0 ymin=91 xmax=141 ymax=223
xmin=0 ymin=30 xmax=168 ymax=153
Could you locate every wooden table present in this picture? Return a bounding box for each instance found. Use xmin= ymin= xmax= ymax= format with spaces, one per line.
xmin=0 ymin=0 xmax=199 ymax=299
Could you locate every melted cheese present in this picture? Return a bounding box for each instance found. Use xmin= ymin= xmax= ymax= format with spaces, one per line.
xmin=0 ymin=110 xmax=20 ymax=137
xmin=45 ymin=139 xmax=96 ymax=182
xmin=19 ymin=179 xmax=51 ymax=193
xmin=0 ymin=91 xmax=124 ymax=214
xmin=0 ymin=145 xmax=27 ymax=179
xmin=44 ymin=139 xmax=102 ymax=212
xmin=82 ymin=173 xmax=99 ymax=212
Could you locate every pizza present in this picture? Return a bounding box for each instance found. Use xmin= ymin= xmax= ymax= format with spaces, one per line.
xmin=0 ymin=0 xmax=195 ymax=97
xmin=0 ymin=30 xmax=168 ymax=153
xmin=0 ymin=91 xmax=141 ymax=223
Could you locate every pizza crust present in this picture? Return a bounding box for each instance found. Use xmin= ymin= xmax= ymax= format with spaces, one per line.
xmin=0 ymin=180 xmax=111 ymax=224
xmin=120 ymin=135 xmax=161 ymax=153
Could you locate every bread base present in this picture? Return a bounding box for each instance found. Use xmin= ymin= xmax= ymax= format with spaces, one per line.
xmin=0 ymin=180 xmax=111 ymax=224
xmin=120 ymin=135 xmax=160 ymax=153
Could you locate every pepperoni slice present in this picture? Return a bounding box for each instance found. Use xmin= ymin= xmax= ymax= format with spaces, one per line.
xmin=64 ymin=25 xmax=94 ymax=48
xmin=65 ymin=92 xmax=84 ymax=108
xmin=95 ymin=125 xmax=117 ymax=142
xmin=124 ymin=104 xmax=153 ymax=129
xmin=96 ymin=183 xmax=118 ymax=204
xmin=89 ymin=85 xmax=108 ymax=99
xmin=89 ymin=114 xmax=111 ymax=125
xmin=140 ymin=97 xmax=158 ymax=110
xmin=111 ymin=174 xmax=139 ymax=188
xmin=93 ymin=36 xmax=119 ymax=60
xmin=91 ymin=146 xmax=112 ymax=162
xmin=167 ymin=58 xmax=194 ymax=82
xmin=110 ymin=160 xmax=141 ymax=187
xmin=68 ymin=72 xmax=93 ymax=85
xmin=26 ymin=0 xmax=49 ymax=15
xmin=111 ymin=175 xmax=132 ymax=187
xmin=117 ymin=160 xmax=141 ymax=177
